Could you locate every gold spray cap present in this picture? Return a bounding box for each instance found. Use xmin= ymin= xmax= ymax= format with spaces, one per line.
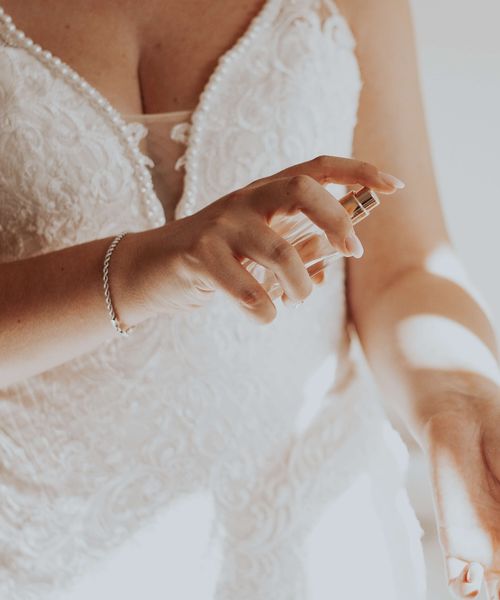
xmin=339 ymin=186 xmax=381 ymax=224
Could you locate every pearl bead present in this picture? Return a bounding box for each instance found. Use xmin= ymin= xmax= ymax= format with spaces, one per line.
xmin=2 ymin=6 xmax=165 ymax=229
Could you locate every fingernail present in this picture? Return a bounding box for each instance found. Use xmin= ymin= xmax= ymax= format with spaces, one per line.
xmin=344 ymin=232 xmax=364 ymax=258
xmin=466 ymin=563 xmax=484 ymax=584
xmin=378 ymin=171 xmax=406 ymax=189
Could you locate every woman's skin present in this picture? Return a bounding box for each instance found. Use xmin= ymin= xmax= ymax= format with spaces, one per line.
xmin=1 ymin=0 xmax=499 ymax=597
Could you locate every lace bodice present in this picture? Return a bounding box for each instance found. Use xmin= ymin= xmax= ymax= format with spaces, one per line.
xmin=0 ymin=1 xmax=426 ymax=598
xmin=121 ymin=110 xmax=195 ymax=222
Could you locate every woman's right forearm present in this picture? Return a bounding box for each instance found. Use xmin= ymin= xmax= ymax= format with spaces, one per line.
xmin=0 ymin=227 xmax=164 ymax=388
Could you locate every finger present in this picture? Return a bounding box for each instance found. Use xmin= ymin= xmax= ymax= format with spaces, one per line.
xmin=447 ymin=560 xmax=484 ymax=599
xmin=281 ymin=236 xmax=326 ymax=306
xmin=451 ymin=562 xmax=484 ymax=598
xmin=295 ymin=235 xmax=327 ymax=285
xmin=282 ymin=265 xmax=325 ymax=305
xmin=203 ymin=243 xmax=277 ymax=325
xmin=293 ymin=233 xmax=328 ymax=263
xmin=249 ymin=175 xmax=359 ymax=257
xmin=247 ymin=154 xmax=404 ymax=195
xmin=311 ymin=270 xmax=325 ymax=284
xmin=233 ymin=221 xmax=314 ymax=304
xmin=485 ymin=572 xmax=500 ymax=600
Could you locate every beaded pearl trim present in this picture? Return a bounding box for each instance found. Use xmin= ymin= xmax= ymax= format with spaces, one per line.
xmin=0 ymin=5 xmax=165 ymax=229
xmin=172 ymin=0 xmax=279 ymax=220
xmin=0 ymin=1 xmax=280 ymax=224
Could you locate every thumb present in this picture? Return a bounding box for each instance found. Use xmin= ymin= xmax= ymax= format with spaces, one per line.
xmin=446 ymin=557 xmax=484 ymax=599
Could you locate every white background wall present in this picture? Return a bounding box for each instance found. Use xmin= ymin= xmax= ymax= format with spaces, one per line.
xmin=410 ymin=0 xmax=500 ymax=336
xmin=405 ymin=1 xmax=499 ymax=598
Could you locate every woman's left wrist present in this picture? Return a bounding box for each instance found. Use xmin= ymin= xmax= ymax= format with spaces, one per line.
xmin=410 ymin=376 xmax=500 ymax=449
xmin=418 ymin=387 xmax=499 ymax=449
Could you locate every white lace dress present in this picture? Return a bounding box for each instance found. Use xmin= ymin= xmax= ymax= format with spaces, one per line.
xmin=0 ymin=1 xmax=428 ymax=598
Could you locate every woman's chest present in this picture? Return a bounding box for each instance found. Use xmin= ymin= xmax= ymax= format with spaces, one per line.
xmin=0 ymin=0 xmax=363 ymax=260
xmin=0 ymin=0 xmax=267 ymax=115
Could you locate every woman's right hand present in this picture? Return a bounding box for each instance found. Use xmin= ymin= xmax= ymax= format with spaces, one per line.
xmin=132 ymin=155 xmax=404 ymax=325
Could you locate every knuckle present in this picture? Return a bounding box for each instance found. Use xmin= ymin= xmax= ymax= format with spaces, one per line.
xmin=269 ymin=240 xmax=294 ymax=263
xmin=356 ymin=160 xmax=378 ymax=179
xmin=192 ymin=231 xmax=215 ymax=258
xmin=223 ymin=186 xmax=245 ymax=201
xmin=244 ymin=178 xmax=262 ymax=189
xmin=286 ymin=174 xmax=315 ymax=196
xmin=312 ymin=154 xmax=331 ymax=169
xmin=325 ymin=213 xmax=352 ymax=245
xmin=240 ymin=286 xmax=262 ymax=306
xmin=212 ymin=213 xmax=234 ymax=233
xmin=201 ymin=211 xmax=234 ymax=240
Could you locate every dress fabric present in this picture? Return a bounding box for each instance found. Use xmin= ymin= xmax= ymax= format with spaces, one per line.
xmin=0 ymin=0 xmax=427 ymax=598
xmin=121 ymin=109 xmax=195 ymax=222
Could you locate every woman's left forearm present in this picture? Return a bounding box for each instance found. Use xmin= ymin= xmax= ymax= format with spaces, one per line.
xmin=350 ymin=264 xmax=500 ymax=447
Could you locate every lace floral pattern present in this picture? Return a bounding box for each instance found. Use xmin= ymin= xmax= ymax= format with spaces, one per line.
xmin=0 ymin=1 xmax=425 ymax=598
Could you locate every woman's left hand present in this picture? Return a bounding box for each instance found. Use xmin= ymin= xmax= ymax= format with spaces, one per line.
xmin=423 ymin=394 xmax=500 ymax=599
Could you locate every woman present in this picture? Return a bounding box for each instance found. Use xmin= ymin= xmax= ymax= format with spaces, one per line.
xmin=0 ymin=0 xmax=498 ymax=598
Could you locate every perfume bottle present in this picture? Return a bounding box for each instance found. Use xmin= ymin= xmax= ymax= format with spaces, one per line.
xmin=240 ymin=186 xmax=380 ymax=301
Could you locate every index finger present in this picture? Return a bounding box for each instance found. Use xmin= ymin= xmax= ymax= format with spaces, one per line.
xmin=246 ymin=154 xmax=404 ymax=195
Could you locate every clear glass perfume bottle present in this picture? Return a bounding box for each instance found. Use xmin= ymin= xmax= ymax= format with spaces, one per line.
xmin=240 ymin=186 xmax=380 ymax=301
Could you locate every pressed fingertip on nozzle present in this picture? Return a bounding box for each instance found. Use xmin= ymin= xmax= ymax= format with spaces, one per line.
xmin=378 ymin=171 xmax=406 ymax=189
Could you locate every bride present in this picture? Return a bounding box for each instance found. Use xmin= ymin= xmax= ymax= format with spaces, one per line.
xmin=0 ymin=0 xmax=499 ymax=598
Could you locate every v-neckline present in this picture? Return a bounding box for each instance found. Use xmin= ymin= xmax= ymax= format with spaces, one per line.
xmin=0 ymin=0 xmax=279 ymax=222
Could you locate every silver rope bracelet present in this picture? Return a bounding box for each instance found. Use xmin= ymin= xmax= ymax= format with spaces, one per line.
xmin=102 ymin=231 xmax=135 ymax=337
